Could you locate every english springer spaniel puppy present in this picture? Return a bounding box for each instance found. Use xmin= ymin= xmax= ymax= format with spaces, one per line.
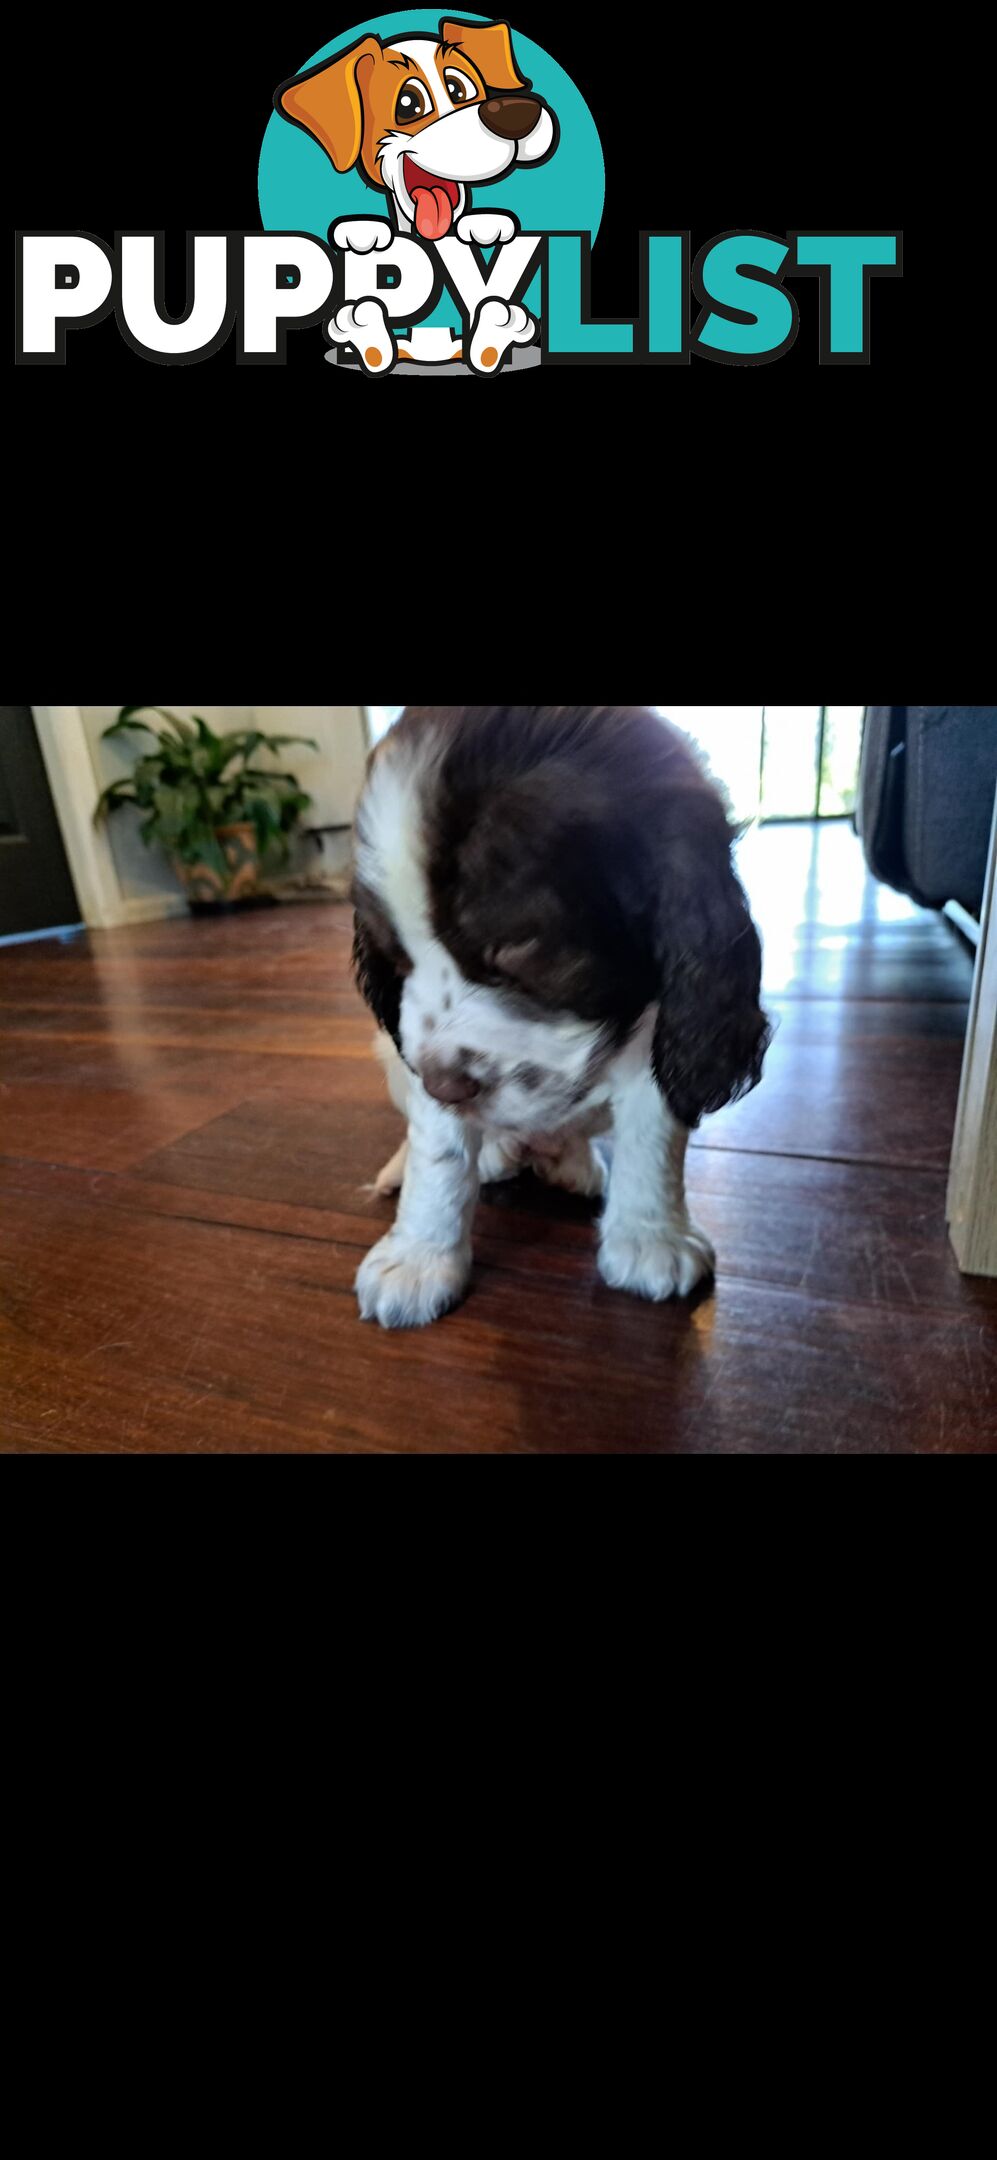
xmin=352 ymin=706 xmax=769 ymax=1329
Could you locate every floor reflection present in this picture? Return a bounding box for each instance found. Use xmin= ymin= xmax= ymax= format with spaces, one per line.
xmin=736 ymin=820 xmax=927 ymax=998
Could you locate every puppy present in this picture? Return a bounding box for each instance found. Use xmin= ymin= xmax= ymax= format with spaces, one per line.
xmin=352 ymin=707 xmax=770 ymax=1329
xmin=275 ymin=18 xmax=557 ymax=368
xmin=275 ymin=19 xmax=557 ymax=243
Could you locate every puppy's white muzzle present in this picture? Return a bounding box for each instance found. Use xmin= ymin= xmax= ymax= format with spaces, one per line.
xmin=382 ymin=101 xmax=555 ymax=238
xmin=400 ymin=106 xmax=519 ymax=188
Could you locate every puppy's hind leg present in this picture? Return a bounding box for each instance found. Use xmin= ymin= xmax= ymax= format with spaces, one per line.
xmin=373 ymin=1139 xmax=409 ymax=1195
xmin=533 ymin=1136 xmax=608 ymax=1199
xmin=373 ymin=1034 xmax=412 ymax=1117
xmin=368 ymin=1036 xmax=412 ymax=1194
xmin=479 ymin=1134 xmax=526 ymax=1185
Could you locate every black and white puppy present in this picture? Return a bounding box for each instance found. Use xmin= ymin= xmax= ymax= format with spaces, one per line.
xmin=352 ymin=706 xmax=769 ymax=1329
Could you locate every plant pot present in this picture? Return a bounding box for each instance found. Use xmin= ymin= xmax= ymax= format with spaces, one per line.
xmin=174 ymin=822 xmax=262 ymax=909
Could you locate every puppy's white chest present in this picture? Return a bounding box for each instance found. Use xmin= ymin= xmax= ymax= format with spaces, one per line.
xmin=509 ymin=1098 xmax=614 ymax=1152
xmin=477 ymin=1104 xmax=612 ymax=1200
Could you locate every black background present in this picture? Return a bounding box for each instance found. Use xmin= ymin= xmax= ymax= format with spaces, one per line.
xmin=9 ymin=8 xmax=971 ymax=698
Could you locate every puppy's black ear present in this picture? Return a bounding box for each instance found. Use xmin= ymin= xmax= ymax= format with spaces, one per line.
xmin=651 ymin=793 xmax=771 ymax=1130
xmin=352 ymin=910 xmax=403 ymax=1049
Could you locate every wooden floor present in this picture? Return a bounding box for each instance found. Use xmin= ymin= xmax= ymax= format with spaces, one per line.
xmin=3 ymin=821 xmax=997 ymax=1453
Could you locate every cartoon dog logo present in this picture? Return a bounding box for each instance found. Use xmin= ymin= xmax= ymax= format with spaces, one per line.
xmin=274 ymin=16 xmax=558 ymax=371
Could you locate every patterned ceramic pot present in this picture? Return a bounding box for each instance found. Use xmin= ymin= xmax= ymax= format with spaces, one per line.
xmin=174 ymin=823 xmax=261 ymax=906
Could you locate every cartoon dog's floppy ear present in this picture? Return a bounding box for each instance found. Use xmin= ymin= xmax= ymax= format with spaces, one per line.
xmin=440 ymin=17 xmax=528 ymax=91
xmin=275 ymin=36 xmax=382 ymax=173
xmin=649 ymin=790 xmax=771 ymax=1132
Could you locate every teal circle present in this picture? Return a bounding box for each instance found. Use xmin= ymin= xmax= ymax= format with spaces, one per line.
xmin=258 ymin=13 xmax=604 ymax=328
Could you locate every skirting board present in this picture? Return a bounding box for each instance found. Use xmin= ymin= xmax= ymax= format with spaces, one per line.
xmin=0 ymin=896 xmax=186 ymax=939
xmin=944 ymin=898 xmax=982 ymax=950
xmin=116 ymin=895 xmax=189 ymax=926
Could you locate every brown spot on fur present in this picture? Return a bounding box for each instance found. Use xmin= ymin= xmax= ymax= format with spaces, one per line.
xmin=275 ymin=22 xmax=540 ymax=223
xmin=277 ymin=35 xmax=486 ymax=192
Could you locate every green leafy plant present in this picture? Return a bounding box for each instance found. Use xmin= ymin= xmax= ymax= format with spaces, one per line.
xmin=94 ymin=706 xmax=318 ymax=883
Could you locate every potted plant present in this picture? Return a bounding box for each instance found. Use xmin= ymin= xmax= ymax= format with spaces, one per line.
xmin=94 ymin=706 xmax=318 ymax=911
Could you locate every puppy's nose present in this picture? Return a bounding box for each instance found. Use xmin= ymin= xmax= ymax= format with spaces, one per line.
xmin=479 ymin=94 xmax=543 ymax=140
xmin=421 ymin=1062 xmax=482 ymax=1106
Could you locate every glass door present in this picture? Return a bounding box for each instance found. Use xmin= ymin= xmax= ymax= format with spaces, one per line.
xmin=659 ymin=707 xmax=865 ymax=823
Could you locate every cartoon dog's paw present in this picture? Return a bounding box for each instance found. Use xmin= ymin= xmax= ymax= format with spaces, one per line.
xmin=356 ymin=1235 xmax=472 ymax=1330
xmin=331 ymin=218 xmax=394 ymax=254
xmin=468 ymin=297 xmax=536 ymax=374
xmin=598 ymin=1223 xmax=716 ymax=1303
xmin=327 ymin=298 xmax=396 ymax=374
xmin=455 ymin=211 xmax=519 ymax=247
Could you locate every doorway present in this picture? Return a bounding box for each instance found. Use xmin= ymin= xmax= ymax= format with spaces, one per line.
xmin=0 ymin=707 xmax=82 ymax=939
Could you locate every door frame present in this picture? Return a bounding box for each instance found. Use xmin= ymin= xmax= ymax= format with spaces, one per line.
xmin=31 ymin=707 xmax=120 ymax=928
xmin=31 ymin=706 xmax=185 ymax=929
xmin=948 ymin=782 xmax=997 ymax=1276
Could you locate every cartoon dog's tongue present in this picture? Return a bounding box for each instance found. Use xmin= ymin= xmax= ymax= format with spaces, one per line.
xmin=412 ymin=186 xmax=454 ymax=240
xmin=404 ymin=158 xmax=460 ymax=241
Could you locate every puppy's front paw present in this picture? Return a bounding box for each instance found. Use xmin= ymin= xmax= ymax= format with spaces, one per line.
xmin=455 ymin=210 xmax=519 ymax=247
xmin=598 ymin=1223 xmax=716 ymax=1303
xmin=331 ymin=218 xmax=394 ymax=253
xmin=468 ymin=297 xmax=536 ymax=373
xmin=327 ymin=298 xmax=396 ymax=373
xmin=356 ymin=1235 xmax=471 ymax=1330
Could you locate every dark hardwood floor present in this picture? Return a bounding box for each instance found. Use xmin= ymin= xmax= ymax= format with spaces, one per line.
xmin=3 ymin=821 xmax=996 ymax=1453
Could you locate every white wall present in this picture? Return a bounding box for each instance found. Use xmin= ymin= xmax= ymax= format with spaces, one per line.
xmin=251 ymin=707 xmax=370 ymax=830
xmin=76 ymin=705 xmax=370 ymax=917
xmin=81 ymin=706 xmax=249 ymax=908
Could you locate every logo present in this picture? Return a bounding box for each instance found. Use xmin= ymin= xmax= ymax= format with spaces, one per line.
xmin=14 ymin=13 xmax=902 ymax=368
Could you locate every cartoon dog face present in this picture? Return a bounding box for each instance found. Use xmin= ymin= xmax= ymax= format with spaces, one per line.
xmin=275 ymin=16 xmax=558 ymax=240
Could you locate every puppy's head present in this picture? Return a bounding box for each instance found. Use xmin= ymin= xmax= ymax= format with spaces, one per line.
xmin=275 ymin=19 xmax=558 ymax=239
xmin=353 ymin=708 xmax=770 ymax=1134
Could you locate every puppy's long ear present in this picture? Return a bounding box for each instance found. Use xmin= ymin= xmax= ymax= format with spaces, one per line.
xmin=353 ymin=911 xmax=403 ymax=1050
xmin=440 ymin=17 xmax=528 ymax=90
xmin=275 ymin=36 xmax=381 ymax=173
xmin=651 ymin=793 xmax=771 ymax=1131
